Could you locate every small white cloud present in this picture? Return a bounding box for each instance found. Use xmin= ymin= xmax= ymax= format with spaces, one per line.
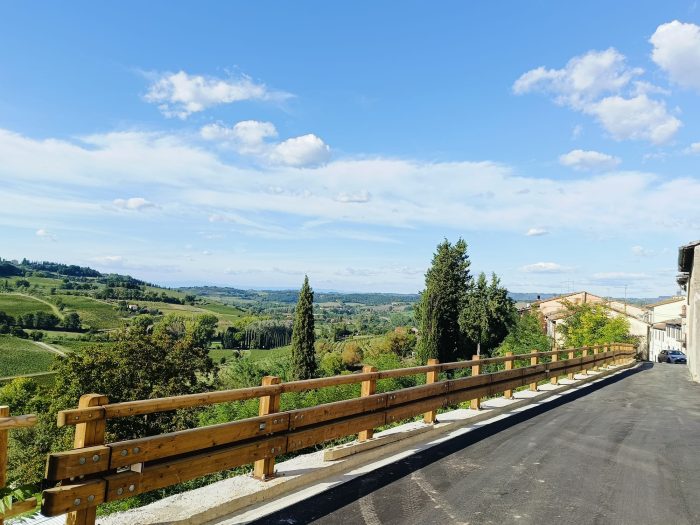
xmin=684 ymin=142 xmax=700 ymax=154
xmin=145 ymin=71 xmax=291 ymax=119
xmin=559 ymin=149 xmax=621 ymax=171
xmin=201 ymin=121 xmax=330 ymax=167
xmin=526 ymin=228 xmax=549 ymax=237
xmin=650 ymin=20 xmax=700 ymax=91
xmin=113 ymin=197 xmax=156 ymax=210
xmin=35 ymin=228 xmax=56 ymax=241
xmin=521 ymin=262 xmax=569 ymax=273
xmin=202 ymin=250 xmax=212 ymax=256
xmin=334 ymin=190 xmax=371 ymax=203
xmin=572 ymin=124 xmax=583 ymax=139
xmin=269 ymin=134 xmax=331 ymax=167
xmin=587 ymin=95 xmax=681 ymax=144
xmin=201 ymin=120 xmax=277 ymax=155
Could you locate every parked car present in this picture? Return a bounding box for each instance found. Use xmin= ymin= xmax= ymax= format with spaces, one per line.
xmin=658 ymin=350 xmax=687 ymax=364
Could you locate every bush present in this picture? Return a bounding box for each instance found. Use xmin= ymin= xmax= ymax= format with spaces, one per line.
xmin=341 ymin=342 xmax=363 ymax=366
xmin=320 ymin=351 xmax=344 ymax=376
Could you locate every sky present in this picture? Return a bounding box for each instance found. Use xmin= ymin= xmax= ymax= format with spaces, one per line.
xmin=1 ymin=1 xmax=700 ymax=296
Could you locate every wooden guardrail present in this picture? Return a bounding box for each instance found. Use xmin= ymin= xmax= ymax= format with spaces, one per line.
xmin=40 ymin=343 xmax=635 ymax=523
xmin=0 ymin=407 xmax=38 ymax=524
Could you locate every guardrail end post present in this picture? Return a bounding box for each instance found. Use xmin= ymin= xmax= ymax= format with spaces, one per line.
xmin=582 ymin=347 xmax=589 ymax=375
xmin=66 ymin=394 xmax=108 ymax=525
xmin=504 ymin=352 xmax=514 ymax=399
xmin=253 ymin=376 xmax=281 ymax=480
xmin=358 ymin=366 xmax=378 ymax=441
xmin=529 ymin=352 xmax=538 ymax=391
xmin=424 ymin=359 xmax=439 ymax=424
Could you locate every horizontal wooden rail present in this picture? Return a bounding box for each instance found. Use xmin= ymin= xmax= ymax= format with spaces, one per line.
xmin=56 ymin=344 xmax=625 ymax=425
xmin=0 ymin=497 xmax=38 ymax=520
xmin=0 ymin=414 xmax=37 ymax=431
xmin=41 ymin=345 xmax=636 ymax=518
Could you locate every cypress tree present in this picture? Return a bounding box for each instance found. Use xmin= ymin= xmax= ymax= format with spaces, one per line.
xmin=416 ymin=239 xmax=471 ymax=363
xmin=291 ymin=275 xmax=317 ymax=380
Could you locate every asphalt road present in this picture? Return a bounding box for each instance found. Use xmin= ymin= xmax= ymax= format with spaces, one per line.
xmin=254 ymin=363 xmax=700 ymax=525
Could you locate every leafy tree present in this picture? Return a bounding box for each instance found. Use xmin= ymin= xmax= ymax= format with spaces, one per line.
xmin=14 ymin=279 xmax=30 ymax=288
xmin=341 ymin=341 xmax=363 ymax=366
xmin=495 ymin=311 xmax=551 ymax=356
xmin=320 ymin=351 xmax=344 ymax=376
xmin=61 ymin=312 xmax=81 ymax=331
xmin=416 ymin=239 xmax=471 ymax=363
xmin=51 ymin=314 xmax=217 ymax=439
xmin=290 ymin=276 xmax=317 ymax=380
xmin=374 ymin=328 xmax=417 ymax=358
xmin=460 ymin=272 xmax=517 ymax=357
xmin=557 ymin=302 xmax=634 ymax=347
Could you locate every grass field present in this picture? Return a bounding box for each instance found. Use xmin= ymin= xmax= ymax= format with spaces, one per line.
xmin=56 ymin=295 xmax=125 ymax=330
xmin=0 ymin=293 xmax=56 ymax=317
xmin=246 ymin=345 xmax=292 ymax=362
xmin=0 ymin=334 xmax=56 ymax=377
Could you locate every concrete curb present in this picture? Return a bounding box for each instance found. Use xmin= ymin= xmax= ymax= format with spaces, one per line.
xmin=98 ymin=360 xmax=639 ymax=525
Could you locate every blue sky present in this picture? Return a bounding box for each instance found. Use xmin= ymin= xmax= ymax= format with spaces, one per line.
xmin=1 ymin=1 xmax=700 ymax=296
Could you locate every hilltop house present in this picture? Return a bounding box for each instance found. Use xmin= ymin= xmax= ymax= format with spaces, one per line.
xmin=645 ymin=297 xmax=685 ymax=362
xmin=677 ymin=240 xmax=700 ymax=382
xmin=529 ymin=291 xmax=649 ymax=356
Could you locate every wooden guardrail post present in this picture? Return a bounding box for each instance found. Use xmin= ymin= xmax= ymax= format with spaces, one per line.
xmin=470 ymin=355 xmax=481 ymax=410
xmin=529 ymin=352 xmax=538 ymax=391
xmin=358 ymin=366 xmax=378 ymax=441
xmin=550 ymin=350 xmax=559 ymax=385
xmin=504 ymin=352 xmax=514 ymax=399
xmin=582 ymin=347 xmax=589 ymax=374
xmin=424 ymin=359 xmax=439 ymax=424
xmin=66 ymin=394 xmax=108 ymax=525
xmin=253 ymin=376 xmax=280 ymax=480
xmin=592 ymin=346 xmax=599 ymax=371
xmin=567 ymin=349 xmax=575 ymax=380
xmin=0 ymin=406 xmax=8 ymax=525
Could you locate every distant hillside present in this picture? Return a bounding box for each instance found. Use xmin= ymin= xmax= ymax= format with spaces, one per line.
xmin=178 ymin=286 xmax=421 ymax=305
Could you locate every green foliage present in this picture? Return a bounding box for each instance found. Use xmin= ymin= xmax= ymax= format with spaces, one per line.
xmin=495 ymin=311 xmax=552 ymax=356
xmin=0 ymin=294 xmax=53 ymax=317
xmin=557 ymin=302 xmax=634 ymax=347
xmin=51 ymin=314 xmax=217 ymax=439
xmin=319 ymin=351 xmax=344 ymax=376
xmin=416 ymin=239 xmax=471 ymax=363
xmin=290 ymin=276 xmax=317 ymax=380
xmin=460 ymin=272 xmax=517 ymax=357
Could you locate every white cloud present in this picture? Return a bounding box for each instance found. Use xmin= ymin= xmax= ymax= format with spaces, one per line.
xmin=521 ymin=262 xmax=569 ymax=273
xmin=201 ymin=121 xmax=331 ymax=167
xmin=269 ymin=134 xmax=331 ymax=167
xmin=526 ymin=228 xmax=549 ymax=237
xmin=145 ymin=71 xmax=292 ymax=119
xmin=113 ymin=197 xmax=156 ymax=210
xmin=559 ymin=149 xmax=621 ymax=171
xmin=514 ymin=48 xmax=680 ymax=144
xmin=35 ymin=228 xmax=56 ymax=241
xmin=334 ymin=190 xmax=371 ymax=203
xmin=651 ymin=21 xmax=700 ymax=91
xmin=587 ymin=95 xmax=680 ymax=144
xmin=685 ymin=142 xmax=700 ymax=154
xmin=92 ymin=255 xmax=124 ymax=264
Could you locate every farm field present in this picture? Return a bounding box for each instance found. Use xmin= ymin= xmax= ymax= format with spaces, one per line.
xmin=56 ymin=295 xmax=125 ymax=330
xmin=0 ymin=334 xmax=56 ymax=377
xmin=0 ymin=293 xmax=56 ymax=316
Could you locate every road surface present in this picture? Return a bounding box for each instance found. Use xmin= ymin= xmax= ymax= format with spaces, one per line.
xmin=254 ymin=363 xmax=700 ymax=525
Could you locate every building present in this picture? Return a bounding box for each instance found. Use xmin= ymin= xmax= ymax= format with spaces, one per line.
xmin=677 ymin=241 xmax=700 ymax=382
xmin=645 ymin=297 xmax=685 ymax=362
xmin=530 ymin=291 xmax=649 ymax=355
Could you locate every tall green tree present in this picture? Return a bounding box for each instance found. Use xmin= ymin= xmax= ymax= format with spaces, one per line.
xmin=460 ymin=272 xmax=517 ymax=357
xmin=416 ymin=239 xmax=471 ymax=363
xmin=291 ymin=276 xmax=317 ymax=379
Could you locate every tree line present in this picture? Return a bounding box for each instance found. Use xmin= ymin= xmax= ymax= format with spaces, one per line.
xmin=0 ymin=310 xmax=81 ymax=334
